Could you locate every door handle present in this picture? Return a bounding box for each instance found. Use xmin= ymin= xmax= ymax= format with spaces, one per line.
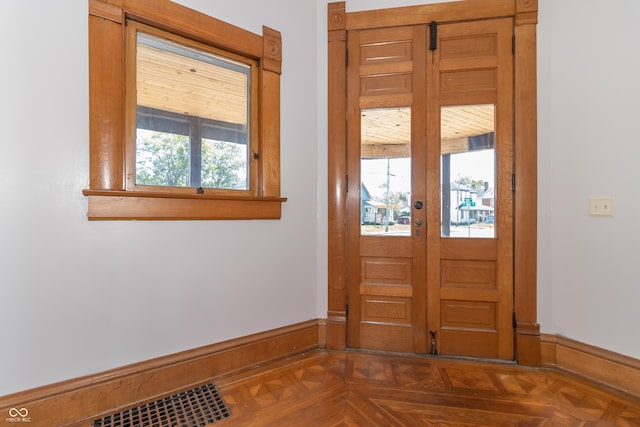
xmin=414 ymin=219 xmax=423 ymax=227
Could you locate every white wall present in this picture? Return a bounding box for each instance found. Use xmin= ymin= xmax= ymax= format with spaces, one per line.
xmin=1 ymin=0 xmax=639 ymax=398
xmin=537 ymin=0 xmax=640 ymax=357
xmin=0 ymin=0 xmax=321 ymax=396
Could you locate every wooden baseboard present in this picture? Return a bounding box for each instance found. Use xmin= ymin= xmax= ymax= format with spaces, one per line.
xmin=317 ymin=318 xmax=328 ymax=348
xmin=326 ymin=310 xmax=347 ymax=350
xmin=541 ymin=334 xmax=640 ymax=398
xmin=515 ymin=322 xmax=541 ymax=366
xmin=0 ymin=320 xmax=321 ymax=427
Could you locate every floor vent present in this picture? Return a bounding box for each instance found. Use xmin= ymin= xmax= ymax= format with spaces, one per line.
xmin=93 ymin=383 xmax=231 ymax=427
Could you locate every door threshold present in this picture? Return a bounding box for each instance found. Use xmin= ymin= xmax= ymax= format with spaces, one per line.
xmin=339 ymin=348 xmax=517 ymax=365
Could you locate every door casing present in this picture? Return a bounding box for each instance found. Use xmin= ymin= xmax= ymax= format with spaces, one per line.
xmin=327 ymin=0 xmax=540 ymax=365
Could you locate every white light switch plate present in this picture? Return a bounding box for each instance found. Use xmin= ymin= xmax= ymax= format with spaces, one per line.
xmin=588 ymin=197 xmax=615 ymax=216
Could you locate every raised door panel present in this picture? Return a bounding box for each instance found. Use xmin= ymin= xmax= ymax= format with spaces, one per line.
xmin=439 ymin=255 xmax=500 ymax=358
xmin=359 ymin=250 xmax=413 ymax=352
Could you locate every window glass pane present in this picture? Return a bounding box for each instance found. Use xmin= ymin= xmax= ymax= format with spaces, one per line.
xmin=361 ymin=108 xmax=411 ymax=236
xmin=201 ymin=139 xmax=247 ymax=189
xmin=136 ymin=129 xmax=189 ymax=187
xmin=135 ymin=32 xmax=250 ymax=189
xmin=441 ymin=105 xmax=495 ymax=238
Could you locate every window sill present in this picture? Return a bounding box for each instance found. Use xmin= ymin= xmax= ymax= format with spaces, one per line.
xmin=82 ymin=189 xmax=287 ymax=220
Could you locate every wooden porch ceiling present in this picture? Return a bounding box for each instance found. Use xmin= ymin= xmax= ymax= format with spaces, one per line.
xmin=136 ymin=37 xmax=249 ymax=126
xmin=361 ymin=105 xmax=495 ymax=158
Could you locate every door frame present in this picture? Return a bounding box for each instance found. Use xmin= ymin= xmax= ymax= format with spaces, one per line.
xmin=327 ymin=0 xmax=540 ymax=365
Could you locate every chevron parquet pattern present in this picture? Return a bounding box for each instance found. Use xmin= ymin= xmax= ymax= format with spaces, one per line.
xmin=215 ymin=351 xmax=640 ymax=426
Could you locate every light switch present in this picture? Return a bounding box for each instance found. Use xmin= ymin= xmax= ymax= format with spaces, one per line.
xmin=588 ymin=197 xmax=615 ymax=217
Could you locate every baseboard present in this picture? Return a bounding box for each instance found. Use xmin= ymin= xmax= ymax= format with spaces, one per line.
xmin=0 ymin=319 xmax=321 ymax=427
xmin=541 ymin=334 xmax=640 ymax=398
xmin=515 ymin=322 xmax=541 ymax=366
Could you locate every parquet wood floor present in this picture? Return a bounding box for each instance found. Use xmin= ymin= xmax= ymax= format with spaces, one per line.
xmin=214 ymin=350 xmax=640 ymax=427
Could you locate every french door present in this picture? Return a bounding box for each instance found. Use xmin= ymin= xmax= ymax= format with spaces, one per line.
xmin=345 ymin=17 xmax=514 ymax=359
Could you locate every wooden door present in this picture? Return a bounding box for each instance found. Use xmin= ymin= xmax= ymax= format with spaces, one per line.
xmin=346 ymin=17 xmax=514 ymax=359
xmin=346 ymin=25 xmax=428 ymax=353
xmin=426 ymin=18 xmax=514 ymax=359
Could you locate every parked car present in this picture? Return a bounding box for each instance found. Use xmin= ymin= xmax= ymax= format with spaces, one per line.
xmin=397 ymin=216 xmax=411 ymax=225
xmin=486 ymin=214 xmax=494 ymax=224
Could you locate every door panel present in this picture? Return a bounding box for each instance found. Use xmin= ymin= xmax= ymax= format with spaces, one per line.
xmin=347 ymin=25 xmax=427 ymax=353
xmin=358 ymin=238 xmax=414 ymax=352
xmin=347 ymin=17 xmax=513 ymax=360
xmin=437 ymin=20 xmax=505 ymax=106
xmin=428 ymin=18 xmax=514 ymax=359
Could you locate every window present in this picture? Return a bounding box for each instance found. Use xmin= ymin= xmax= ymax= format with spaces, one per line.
xmin=130 ymin=26 xmax=255 ymax=193
xmin=84 ymin=0 xmax=285 ymax=220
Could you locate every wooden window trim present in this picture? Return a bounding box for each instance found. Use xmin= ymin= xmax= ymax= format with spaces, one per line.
xmin=84 ymin=0 xmax=286 ymax=220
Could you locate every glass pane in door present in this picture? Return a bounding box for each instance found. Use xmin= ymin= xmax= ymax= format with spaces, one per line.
xmin=441 ymin=105 xmax=495 ymax=238
xmin=360 ymin=108 xmax=411 ymax=236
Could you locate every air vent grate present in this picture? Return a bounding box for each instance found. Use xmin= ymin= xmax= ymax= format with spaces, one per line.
xmin=93 ymin=383 xmax=231 ymax=427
